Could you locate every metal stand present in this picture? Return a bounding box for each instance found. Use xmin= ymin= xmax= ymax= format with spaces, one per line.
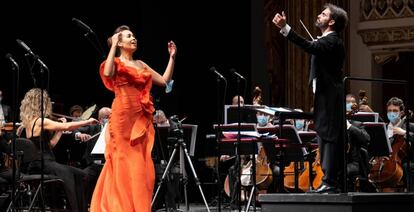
xmin=152 ymin=130 xmax=211 ymax=212
xmin=244 ymin=155 xmax=257 ymax=212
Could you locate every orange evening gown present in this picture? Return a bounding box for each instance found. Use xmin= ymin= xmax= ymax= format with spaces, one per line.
xmin=91 ymin=57 xmax=155 ymax=212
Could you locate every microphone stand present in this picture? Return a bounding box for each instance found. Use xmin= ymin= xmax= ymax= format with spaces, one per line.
xmin=235 ymin=77 xmax=242 ymax=212
xmin=215 ymin=74 xmax=227 ymax=212
xmin=75 ymin=22 xmax=106 ymax=60
xmin=85 ymin=32 xmax=107 ymax=60
xmin=39 ymin=57 xmax=49 ymax=212
xmin=10 ymin=55 xmax=20 ymax=210
xmin=232 ymin=70 xmax=249 ymax=211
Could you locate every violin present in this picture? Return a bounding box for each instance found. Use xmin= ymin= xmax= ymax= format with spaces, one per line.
xmin=0 ymin=122 xmax=20 ymax=133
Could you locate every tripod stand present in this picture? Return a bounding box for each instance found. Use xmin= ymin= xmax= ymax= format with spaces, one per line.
xmin=152 ymin=119 xmax=210 ymax=212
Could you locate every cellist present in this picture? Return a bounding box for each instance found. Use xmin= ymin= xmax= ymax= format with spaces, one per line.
xmin=385 ymin=97 xmax=414 ymax=191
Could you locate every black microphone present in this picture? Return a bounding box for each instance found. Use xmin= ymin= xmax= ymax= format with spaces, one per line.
xmin=209 ymin=66 xmax=226 ymax=80
xmin=16 ymin=39 xmax=49 ymax=70
xmin=72 ymin=17 xmax=93 ymax=34
xmin=5 ymin=53 xmax=19 ymax=70
xmin=16 ymin=39 xmax=35 ymax=56
xmin=230 ymin=68 xmax=245 ymax=80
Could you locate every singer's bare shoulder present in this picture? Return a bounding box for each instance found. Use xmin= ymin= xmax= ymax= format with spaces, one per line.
xmin=135 ymin=60 xmax=148 ymax=69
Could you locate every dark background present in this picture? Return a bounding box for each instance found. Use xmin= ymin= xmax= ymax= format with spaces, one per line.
xmin=0 ymin=0 xmax=252 ymax=203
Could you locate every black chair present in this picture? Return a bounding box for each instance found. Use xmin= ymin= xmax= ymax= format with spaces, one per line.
xmin=7 ymin=138 xmax=68 ymax=211
xmin=347 ymin=147 xmax=377 ymax=192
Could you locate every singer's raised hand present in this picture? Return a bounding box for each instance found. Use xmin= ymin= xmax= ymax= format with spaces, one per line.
xmin=168 ymin=41 xmax=177 ymax=58
xmin=110 ymin=32 xmax=122 ymax=48
xmin=272 ymin=11 xmax=287 ymax=28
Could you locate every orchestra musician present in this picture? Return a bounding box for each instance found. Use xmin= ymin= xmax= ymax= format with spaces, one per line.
xmin=19 ymin=88 xmax=99 ymax=212
xmin=345 ymin=94 xmax=371 ymax=191
xmin=72 ymin=107 xmax=111 ymax=204
xmin=384 ymin=97 xmax=414 ymax=191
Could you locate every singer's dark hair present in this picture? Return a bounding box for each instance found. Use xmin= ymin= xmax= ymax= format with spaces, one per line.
xmin=324 ymin=3 xmax=348 ymax=33
xmin=107 ymin=25 xmax=131 ymax=56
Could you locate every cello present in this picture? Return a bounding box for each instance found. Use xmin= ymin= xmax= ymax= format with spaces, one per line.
xmin=368 ymin=135 xmax=407 ymax=190
xmin=368 ymin=117 xmax=409 ymax=190
xmin=240 ymin=146 xmax=273 ymax=190
xmin=223 ymin=86 xmax=273 ymax=198
xmin=283 ymin=148 xmax=323 ymax=192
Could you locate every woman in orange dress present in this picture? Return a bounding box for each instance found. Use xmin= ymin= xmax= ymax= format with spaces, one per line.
xmin=90 ymin=25 xmax=176 ymax=212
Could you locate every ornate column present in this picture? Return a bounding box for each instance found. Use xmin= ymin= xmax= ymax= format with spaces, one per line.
xmin=357 ymin=0 xmax=414 ymax=112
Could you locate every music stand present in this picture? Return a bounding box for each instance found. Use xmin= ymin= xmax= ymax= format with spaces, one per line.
xmin=257 ymin=125 xmax=310 ymax=192
xmin=349 ymin=112 xmax=379 ymax=123
xmin=215 ymin=123 xmax=258 ymax=156
xmin=214 ymin=123 xmax=258 ymax=211
xmin=361 ymin=122 xmax=392 ymax=157
xmin=224 ymin=105 xmax=262 ymax=124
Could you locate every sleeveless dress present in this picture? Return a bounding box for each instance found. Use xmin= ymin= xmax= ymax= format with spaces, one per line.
xmin=91 ymin=57 xmax=155 ymax=212
xmin=28 ymin=118 xmax=87 ymax=212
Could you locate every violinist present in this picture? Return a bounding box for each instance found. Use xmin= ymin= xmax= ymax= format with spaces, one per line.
xmin=385 ymin=97 xmax=414 ymax=191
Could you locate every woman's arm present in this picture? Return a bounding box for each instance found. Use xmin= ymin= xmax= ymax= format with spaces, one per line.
xmin=42 ymin=118 xmax=98 ymax=132
xmin=49 ymin=131 xmax=63 ymax=148
xmin=103 ymin=33 xmax=121 ymax=77
xmin=145 ymin=41 xmax=177 ymax=87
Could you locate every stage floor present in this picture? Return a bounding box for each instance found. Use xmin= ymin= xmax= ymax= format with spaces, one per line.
xmin=156 ymin=192 xmax=414 ymax=212
xmin=154 ymin=203 xmax=259 ymax=212
xmin=259 ymin=192 xmax=414 ymax=212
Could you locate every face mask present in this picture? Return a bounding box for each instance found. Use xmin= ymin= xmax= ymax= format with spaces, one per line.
xmin=295 ymin=120 xmax=305 ymax=130
xmin=257 ymin=115 xmax=268 ymax=127
xmin=346 ymin=103 xmax=353 ymax=112
xmin=387 ymin=112 xmax=399 ymax=123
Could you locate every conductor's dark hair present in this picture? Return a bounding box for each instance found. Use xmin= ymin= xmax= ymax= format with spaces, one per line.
xmin=324 ymin=3 xmax=348 ymax=33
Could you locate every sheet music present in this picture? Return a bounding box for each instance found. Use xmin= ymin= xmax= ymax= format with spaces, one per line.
xmin=91 ymin=123 xmax=107 ymax=155
xmin=363 ymin=122 xmax=392 ymax=154
xmin=256 ymin=106 xmax=291 ymax=115
xmin=355 ymin=112 xmax=379 ymax=122
xmin=222 ymin=131 xmax=261 ymax=138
